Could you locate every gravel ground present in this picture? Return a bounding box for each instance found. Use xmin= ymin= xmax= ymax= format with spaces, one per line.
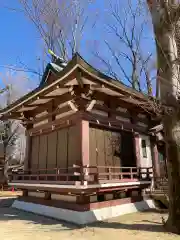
xmin=0 ymin=207 xmax=179 ymax=240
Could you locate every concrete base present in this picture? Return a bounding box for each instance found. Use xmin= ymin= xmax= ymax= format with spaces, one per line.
xmin=12 ymin=199 xmax=155 ymax=225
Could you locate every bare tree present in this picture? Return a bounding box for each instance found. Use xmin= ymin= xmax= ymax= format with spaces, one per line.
xmin=0 ymin=71 xmax=35 ymax=184
xmin=18 ymin=0 xmax=92 ymax=62
xmin=0 ymin=0 xmax=92 ymax=80
xmin=94 ymin=0 xmax=155 ymax=94
xmin=147 ymin=0 xmax=180 ymax=234
xmin=0 ymin=85 xmax=20 ymax=183
xmin=1 ymin=118 xmax=20 ymax=183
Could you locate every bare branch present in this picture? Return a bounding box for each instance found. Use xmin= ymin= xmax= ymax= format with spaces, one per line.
xmin=94 ymin=0 xmax=153 ymax=94
xmin=18 ymin=0 xmax=91 ymax=61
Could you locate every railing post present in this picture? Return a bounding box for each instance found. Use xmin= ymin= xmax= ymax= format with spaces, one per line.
xmin=130 ymin=168 xmax=133 ymax=179
xmin=84 ymin=165 xmax=89 ymax=182
xmin=80 ymin=165 xmax=84 ymax=185
xmin=138 ymin=167 xmax=141 ymax=180
xmin=147 ymin=168 xmax=150 ymax=180
xmin=94 ymin=166 xmax=99 ymax=183
xmin=120 ymin=168 xmax=123 ymax=180
xmin=56 ymin=168 xmax=59 ymax=181
xmin=108 ymin=167 xmax=112 ymax=180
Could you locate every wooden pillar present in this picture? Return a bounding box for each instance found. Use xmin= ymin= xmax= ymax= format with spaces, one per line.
xmin=24 ymin=128 xmax=32 ymax=171
xmin=76 ymin=195 xmax=90 ymax=204
xmin=151 ymin=137 xmax=161 ymax=178
xmin=80 ymin=120 xmax=89 ymax=166
xmin=126 ymin=189 xmax=132 ymax=198
xmin=133 ymin=132 xmax=141 ymax=168
xmin=44 ymin=192 xmax=51 ymax=200
xmin=22 ymin=189 xmax=28 ymax=197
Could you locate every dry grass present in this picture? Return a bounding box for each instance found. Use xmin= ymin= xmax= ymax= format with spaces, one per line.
xmin=0 ymin=208 xmax=179 ymax=240
xmin=0 ymin=190 xmax=22 ymax=197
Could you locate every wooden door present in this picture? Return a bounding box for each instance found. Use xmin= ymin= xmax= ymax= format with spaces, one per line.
xmin=120 ymin=131 xmax=136 ymax=167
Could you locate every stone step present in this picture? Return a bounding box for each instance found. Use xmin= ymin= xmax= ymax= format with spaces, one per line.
xmin=152 ymin=194 xmax=169 ymax=208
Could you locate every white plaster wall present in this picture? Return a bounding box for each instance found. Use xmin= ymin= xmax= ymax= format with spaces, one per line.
xmin=139 ymin=135 xmax=152 ymax=168
xmin=51 ymin=194 xmax=76 ymax=202
xmin=28 ymin=192 xmax=45 ymax=198
xmin=105 ymin=194 xmax=113 ymax=201
xmin=90 ymin=195 xmax=98 ymax=203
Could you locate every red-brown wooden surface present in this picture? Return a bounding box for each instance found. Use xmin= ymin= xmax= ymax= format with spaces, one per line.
xmin=9 ymin=166 xmax=153 ymax=185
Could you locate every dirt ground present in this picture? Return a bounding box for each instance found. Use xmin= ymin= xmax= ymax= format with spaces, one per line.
xmin=0 ymin=191 xmax=22 ymax=197
xmin=0 ymin=207 xmax=179 ymax=240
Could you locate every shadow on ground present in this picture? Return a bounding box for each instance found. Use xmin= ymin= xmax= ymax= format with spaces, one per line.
xmin=0 ymin=198 xmax=169 ymax=233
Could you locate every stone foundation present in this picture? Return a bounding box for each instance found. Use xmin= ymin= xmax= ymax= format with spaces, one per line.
xmin=12 ymin=198 xmax=155 ymax=225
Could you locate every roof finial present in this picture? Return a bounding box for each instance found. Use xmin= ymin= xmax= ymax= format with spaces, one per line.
xmin=48 ymin=49 xmax=67 ymax=68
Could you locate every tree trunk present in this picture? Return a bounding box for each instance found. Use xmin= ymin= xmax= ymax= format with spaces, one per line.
xmin=3 ymin=148 xmax=8 ymax=186
xmin=164 ymin=111 xmax=180 ymax=233
xmin=147 ymin=0 xmax=180 ymax=234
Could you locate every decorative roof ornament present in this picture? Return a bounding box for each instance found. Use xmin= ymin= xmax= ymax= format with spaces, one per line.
xmin=39 ymin=50 xmax=68 ymax=87
xmin=48 ymin=49 xmax=67 ymax=68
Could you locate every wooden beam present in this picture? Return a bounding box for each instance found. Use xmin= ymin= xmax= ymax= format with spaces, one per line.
xmin=86 ymin=100 xmax=97 ymax=112
xmin=82 ymin=71 xmax=147 ymax=101
xmin=24 ymin=104 xmax=71 ymax=125
xmin=91 ymin=90 xmax=152 ymax=114
xmin=68 ymin=101 xmax=78 ymax=112
xmin=39 ymin=86 xmax=74 ymax=100
xmin=91 ymin=103 xmax=131 ymax=120
xmin=0 ymin=112 xmax=27 ymax=121
xmin=29 ymin=112 xmax=82 ymax=136
xmin=76 ymin=68 xmax=84 ymax=88
xmin=15 ymin=85 xmax=70 ymax=110
xmin=82 ymin=112 xmax=147 ymax=133
xmin=22 ymin=92 xmax=74 ymax=116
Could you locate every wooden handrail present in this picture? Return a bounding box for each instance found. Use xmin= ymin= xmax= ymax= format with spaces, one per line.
xmin=10 ymin=166 xmax=153 ymax=185
xmin=19 ymin=166 xmax=153 ymax=173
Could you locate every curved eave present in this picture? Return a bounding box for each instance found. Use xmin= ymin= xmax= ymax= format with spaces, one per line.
xmin=76 ymin=54 xmax=149 ymax=101
xmin=0 ymin=53 xmax=152 ymax=118
xmin=39 ymin=62 xmax=64 ymax=87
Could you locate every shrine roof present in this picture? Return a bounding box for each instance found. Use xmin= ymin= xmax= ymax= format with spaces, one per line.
xmin=0 ymin=53 xmax=153 ymax=119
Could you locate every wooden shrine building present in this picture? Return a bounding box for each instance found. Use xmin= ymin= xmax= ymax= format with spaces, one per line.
xmin=0 ymin=53 xmax=163 ymax=224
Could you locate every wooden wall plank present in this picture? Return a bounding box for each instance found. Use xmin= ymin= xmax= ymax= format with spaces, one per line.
xmin=112 ymin=132 xmax=121 ymax=172
xmin=47 ymin=131 xmax=57 ymax=169
xmin=104 ymin=130 xmax=113 ymax=166
xmin=96 ymin=128 xmax=106 ymax=172
xmin=31 ymin=136 xmax=40 ymax=170
xmin=68 ymin=125 xmax=81 ymax=167
xmin=56 ymin=128 xmax=68 ymax=168
xmin=89 ymin=126 xmax=122 ymax=174
xmin=81 ymin=121 xmax=89 ymax=166
xmin=38 ymin=134 xmax=48 ymax=170
xmin=89 ymin=127 xmax=97 ymax=166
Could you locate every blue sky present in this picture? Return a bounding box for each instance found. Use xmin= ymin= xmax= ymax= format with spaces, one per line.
xmin=0 ymin=0 xmax=156 ymax=95
xmin=0 ymin=1 xmax=42 ymax=88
